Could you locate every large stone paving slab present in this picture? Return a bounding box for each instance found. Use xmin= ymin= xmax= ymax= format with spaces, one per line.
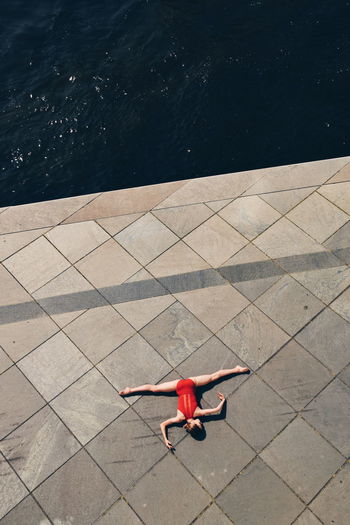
xmin=193 ymin=504 xmax=232 ymax=525
xmin=18 ymin=332 xmax=92 ymax=401
xmin=225 ymin=374 xmax=295 ymax=452
xmin=302 ymin=378 xmax=350 ymax=456
xmin=34 ymin=449 xmax=120 ymax=525
xmin=260 ymin=417 xmax=344 ymax=503
xmin=175 ymin=419 xmax=254 ymax=496
xmin=63 ymin=304 xmax=135 ymax=364
xmin=255 ymin=275 xmax=324 ymax=336
xmin=97 ymin=333 xmax=171 ymax=402
xmin=127 ymin=454 xmax=211 ymax=525
xmin=216 ymin=457 xmax=304 ymax=525
xmin=0 ymin=457 xmax=28 ymax=520
xmin=310 ymin=462 xmax=350 ymax=525
xmin=51 ymin=368 xmax=127 ymax=445
xmin=87 ymin=407 xmax=166 ymax=493
xmin=217 ymin=304 xmax=289 ymax=369
xmin=0 ymin=405 xmax=80 ymax=490
xmin=0 ymin=366 xmax=45 ymax=440
xmin=95 ymin=499 xmax=142 ymax=525
xmin=258 ymin=339 xmax=332 ymax=410
xmin=140 ymin=301 xmax=212 ymax=367
xmin=0 ymin=496 xmax=50 ymax=525
xmin=295 ymin=308 xmax=350 ymax=373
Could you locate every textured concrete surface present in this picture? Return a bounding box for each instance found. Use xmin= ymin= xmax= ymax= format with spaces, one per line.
xmin=1 ymin=156 xmax=350 ymax=524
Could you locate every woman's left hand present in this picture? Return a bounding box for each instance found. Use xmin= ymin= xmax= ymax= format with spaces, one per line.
xmin=217 ymin=392 xmax=225 ymax=401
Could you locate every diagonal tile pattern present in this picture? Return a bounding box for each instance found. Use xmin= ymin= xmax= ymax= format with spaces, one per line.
xmin=1 ymin=155 xmax=350 ymax=523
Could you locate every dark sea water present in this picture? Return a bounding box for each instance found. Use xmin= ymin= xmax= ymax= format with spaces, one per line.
xmin=1 ymin=0 xmax=350 ymax=207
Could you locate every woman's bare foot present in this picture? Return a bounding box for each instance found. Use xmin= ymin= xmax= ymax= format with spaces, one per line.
xmin=235 ymin=366 xmax=249 ymax=373
xmin=119 ymin=387 xmax=132 ymax=396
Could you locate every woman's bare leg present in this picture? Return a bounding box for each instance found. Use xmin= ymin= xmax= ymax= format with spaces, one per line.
xmin=119 ymin=379 xmax=179 ymax=396
xmin=190 ymin=366 xmax=249 ymax=387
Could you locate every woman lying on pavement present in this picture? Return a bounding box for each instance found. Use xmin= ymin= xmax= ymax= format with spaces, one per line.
xmin=119 ymin=365 xmax=249 ymax=449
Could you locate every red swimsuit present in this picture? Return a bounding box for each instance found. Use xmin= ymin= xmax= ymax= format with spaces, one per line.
xmin=176 ymin=378 xmax=198 ymax=419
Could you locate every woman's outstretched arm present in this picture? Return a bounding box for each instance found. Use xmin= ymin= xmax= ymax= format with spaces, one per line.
xmin=195 ymin=392 xmax=226 ymax=416
xmin=160 ymin=416 xmax=183 ymax=449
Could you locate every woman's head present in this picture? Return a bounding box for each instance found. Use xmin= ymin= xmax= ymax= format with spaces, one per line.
xmin=184 ymin=418 xmax=203 ymax=435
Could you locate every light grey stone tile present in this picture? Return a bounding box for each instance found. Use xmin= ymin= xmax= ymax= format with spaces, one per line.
xmin=97 ymin=333 xmax=171 ymax=403
xmin=0 ymin=302 xmax=58 ymax=362
xmin=259 ymin=187 xmax=316 ymax=215
xmin=339 ymin=363 xmax=350 ymax=388
xmin=176 ymin=336 xmax=250 ymax=407
xmin=183 ymin=215 xmax=248 ymax=267
xmin=325 ymin=161 xmax=350 ymax=183
xmin=75 ymin=238 xmax=141 ymax=290
xmin=287 ymin=193 xmax=348 ymax=243
xmin=95 ymin=499 xmax=142 ymax=525
xmin=253 ymin=217 xmax=324 ymax=259
xmin=154 ymin=169 xmax=263 ymax=208
xmin=87 ymin=408 xmax=166 ymax=493
xmin=146 ymin=241 xmax=209 ymax=279
xmin=114 ymin=294 xmax=175 ymax=331
xmin=18 ymin=332 xmax=92 ymax=401
xmin=226 ymin=374 xmax=295 ymax=452
xmin=0 ymin=265 xmax=58 ymax=361
xmin=0 ymin=228 xmax=50 ymax=262
xmin=219 ymin=243 xmax=284 ymax=301
xmin=255 ymin=276 xmax=324 ymax=336
xmin=0 ymin=458 xmax=28 ymax=520
xmin=318 ymin=181 xmax=350 ymax=214
xmin=34 ymin=449 xmax=119 ymax=525
xmin=45 ymin=220 xmax=109 ymax=263
xmin=96 ymin=212 xmax=143 ymax=236
xmin=3 ymin=236 xmax=70 ymax=293
xmin=133 ymin=371 xmax=185 ymax=445
xmin=219 ymin=195 xmax=280 ymax=240
xmin=0 ymin=193 xmax=98 ymax=234
xmin=330 ymin=287 xmax=350 ymax=323
xmin=216 ymin=457 xmax=303 ymax=525
xmin=176 ymin=420 xmax=254 ymax=496
xmin=64 ymin=180 xmax=184 ymax=222
xmin=0 ymin=347 xmax=12 ymax=374
xmin=0 ymin=496 xmax=50 ymax=525
xmin=33 ymin=266 xmax=107 ymax=328
xmin=288 ymin=255 xmax=350 ymax=304
xmin=0 ymin=367 xmax=45 ymax=440
xmin=293 ymin=509 xmax=323 ymax=525
xmin=295 ymin=308 xmax=350 ymax=373
xmin=115 ymin=213 xmax=178 ymax=265
xmin=140 ymin=302 xmax=212 ymax=367
xmin=51 ymin=369 xmax=127 ymax=445
xmin=323 ymin=221 xmax=350 ymax=265
xmin=326 ymin=163 xmax=350 ymax=184
xmin=102 ymin=267 xmax=169 ymax=305
xmin=243 ymin=157 xmax=350 ymax=195
xmin=217 ymin=304 xmax=289 ymax=369
xmin=127 ymin=454 xmax=210 ymax=525
xmin=259 ymin=340 xmax=332 ymax=410
xmin=153 ymin=204 xmax=213 ymax=237
xmin=261 ymin=417 xmax=344 ymax=503
xmin=0 ymin=406 xmax=80 ymax=490
xmin=193 ymin=504 xmax=232 ymax=525
xmin=175 ymin=284 xmax=249 ymax=333
xmin=63 ymin=305 xmax=135 ymax=364
xmin=310 ymin=462 xmax=350 ymax=525
xmin=205 ymin=199 xmax=233 ymax=212
xmin=303 ymin=379 xmax=350 ymax=456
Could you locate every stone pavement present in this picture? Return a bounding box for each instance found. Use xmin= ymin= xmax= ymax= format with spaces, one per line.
xmin=1 ymin=156 xmax=350 ymax=524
